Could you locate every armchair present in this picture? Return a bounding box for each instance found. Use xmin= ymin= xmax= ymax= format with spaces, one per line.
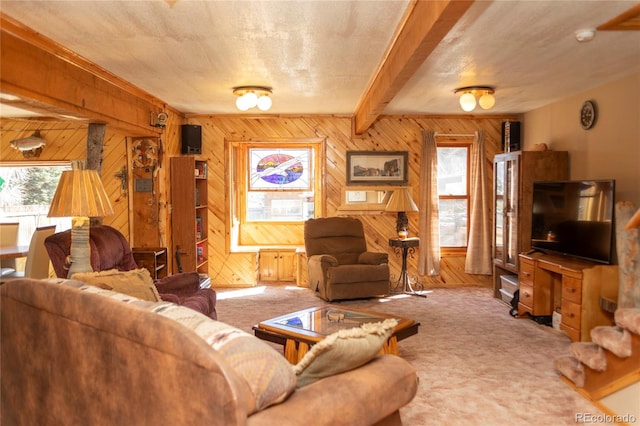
xmin=304 ymin=217 xmax=390 ymax=301
xmin=44 ymin=225 xmax=216 ymax=319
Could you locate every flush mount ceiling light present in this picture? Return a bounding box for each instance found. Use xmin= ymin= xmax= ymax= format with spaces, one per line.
xmin=454 ymin=86 xmax=496 ymax=112
xmin=233 ymin=86 xmax=273 ymax=111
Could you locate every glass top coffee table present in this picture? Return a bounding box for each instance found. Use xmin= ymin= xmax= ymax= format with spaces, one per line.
xmin=253 ymin=305 xmax=419 ymax=364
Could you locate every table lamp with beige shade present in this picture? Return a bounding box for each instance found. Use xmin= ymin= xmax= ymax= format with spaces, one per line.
xmin=48 ymin=166 xmax=114 ymax=278
xmin=385 ymin=188 xmax=418 ymax=239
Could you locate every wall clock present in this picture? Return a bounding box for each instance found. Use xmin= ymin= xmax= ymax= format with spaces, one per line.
xmin=580 ymin=100 xmax=597 ymax=130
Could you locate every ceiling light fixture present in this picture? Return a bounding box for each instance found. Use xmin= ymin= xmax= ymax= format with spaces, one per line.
xmin=454 ymin=86 xmax=496 ymax=112
xmin=232 ymin=86 xmax=273 ymax=111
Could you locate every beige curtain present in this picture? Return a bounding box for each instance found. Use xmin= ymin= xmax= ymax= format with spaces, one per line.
xmin=418 ymin=130 xmax=440 ymax=276
xmin=464 ymin=130 xmax=492 ymax=275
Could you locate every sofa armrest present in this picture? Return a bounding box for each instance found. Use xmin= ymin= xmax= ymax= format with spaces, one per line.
xmin=158 ymin=292 xmax=180 ymax=304
xmin=306 ymin=254 xmax=339 ymax=293
xmin=307 ymin=254 xmax=339 ymax=267
xmin=247 ymin=355 xmax=417 ymax=426
xmin=155 ymin=272 xmax=217 ymax=320
xmin=358 ymin=252 xmax=389 ymax=265
xmin=155 ymin=272 xmax=200 ymax=293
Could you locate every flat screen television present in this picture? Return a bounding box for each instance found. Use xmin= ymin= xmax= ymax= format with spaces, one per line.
xmin=530 ymin=179 xmax=615 ymax=264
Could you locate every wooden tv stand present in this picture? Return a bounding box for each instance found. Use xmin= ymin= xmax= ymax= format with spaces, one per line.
xmin=518 ymin=252 xmax=618 ymax=342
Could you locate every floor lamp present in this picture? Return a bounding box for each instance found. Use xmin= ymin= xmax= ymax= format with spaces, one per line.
xmin=48 ymin=169 xmax=114 ymax=278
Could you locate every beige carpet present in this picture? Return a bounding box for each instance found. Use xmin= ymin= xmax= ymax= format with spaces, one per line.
xmin=215 ymin=284 xmax=608 ymax=426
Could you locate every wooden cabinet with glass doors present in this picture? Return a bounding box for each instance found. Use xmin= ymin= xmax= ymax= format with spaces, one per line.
xmin=492 ymin=151 xmax=568 ymax=301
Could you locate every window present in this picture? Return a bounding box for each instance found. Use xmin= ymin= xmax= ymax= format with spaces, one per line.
xmin=245 ymin=147 xmax=315 ymax=222
xmin=0 ymin=163 xmax=71 ymax=245
xmin=437 ymin=145 xmax=469 ymax=249
xmin=229 ymin=140 xmax=323 ymax=248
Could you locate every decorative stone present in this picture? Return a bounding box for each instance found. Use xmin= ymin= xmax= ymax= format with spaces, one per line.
xmin=570 ymin=342 xmax=606 ymax=371
xmin=554 ymin=355 xmax=585 ymax=388
xmin=590 ymin=326 xmax=632 ymax=358
xmin=615 ymin=201 xmax=640 ymax=308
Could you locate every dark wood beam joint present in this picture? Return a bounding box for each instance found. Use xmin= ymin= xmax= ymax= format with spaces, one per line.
xmin=87 ymin=123 xmax=107 ymax=226
xmin=86 ymin=123 xmax=107 ymax=175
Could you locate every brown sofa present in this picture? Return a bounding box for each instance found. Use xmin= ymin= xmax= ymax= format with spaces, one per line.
xmin=304 ymin=217 xmax=390 ymax=301
xmin=1 ymin=278 xmax=418 ymax=425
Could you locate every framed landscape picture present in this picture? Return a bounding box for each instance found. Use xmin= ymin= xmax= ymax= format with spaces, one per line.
xmin=346 ymin=151 xmax=408 ymax=185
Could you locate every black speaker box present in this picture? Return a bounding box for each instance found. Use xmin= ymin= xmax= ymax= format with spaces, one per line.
xmin=181 ymin=124 xmax=202 ymax=155
xmin=502 ymin=121 xmax=521 ymax=152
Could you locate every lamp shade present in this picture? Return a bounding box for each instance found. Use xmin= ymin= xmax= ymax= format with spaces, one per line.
xmin=257 ymin=95 xmax=272 ymax=111
xmin=48 ymin=169 xmax=114 ymax=218
xmin=385 ymin=189 xmax=418 ymax=213
xmin=235 ymin=96 xmax=251 ymax=111
xmin=242 ymin=92 xmax=258 ymax=109
xmin=459 ymin=93 xmax=477 ymax=112
xmin=478 ymin=92 xmax=496 ymax=109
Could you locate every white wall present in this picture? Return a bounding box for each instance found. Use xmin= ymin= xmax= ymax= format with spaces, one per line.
xmin=523 ymin=72 xmax=640 ymax=206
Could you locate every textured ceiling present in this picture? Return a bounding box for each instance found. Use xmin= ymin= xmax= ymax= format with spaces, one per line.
xmin=1 ymin=0 xmax=639 ymax=117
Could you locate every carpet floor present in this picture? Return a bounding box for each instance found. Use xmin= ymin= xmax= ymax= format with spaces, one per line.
xmin=215 ymin=284 xmax=608 ymax=426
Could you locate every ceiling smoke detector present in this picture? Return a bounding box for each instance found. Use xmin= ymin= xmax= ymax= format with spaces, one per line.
xmin=575 ymin=28 xmax=596 ymax=43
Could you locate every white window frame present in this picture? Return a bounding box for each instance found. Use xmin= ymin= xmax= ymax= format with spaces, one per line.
xmin=437 ymin=144 xmax=470 ymax=252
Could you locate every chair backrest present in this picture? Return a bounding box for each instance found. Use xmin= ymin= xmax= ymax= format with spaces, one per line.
xmin=304 ymin=217 xmax=368 ymax=264
xmin=45 ymin=225 xmax=138 ymax=278
xmin=23 ymin=225 xmax=57 ymax=279
xmin=0 ymin=222 xmax=20 ymax=270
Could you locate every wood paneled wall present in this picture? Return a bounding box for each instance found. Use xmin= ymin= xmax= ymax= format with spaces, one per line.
xmin=2 ymin=113 xmax=517 ymax=287
xmin=186 ymin=114 xmax=517 ymax=288
xmin=128 ymin=108 xmax=184 ymax=250
xmin=0 ymin=118 xmax=131 ymax=241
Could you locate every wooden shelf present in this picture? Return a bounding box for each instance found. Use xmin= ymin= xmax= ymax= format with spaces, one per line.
xmin=171 ymin=157 xmax=209 ymax=274
xmin=132 ymin=247 xmax=167 ymax=280
xmin=337 ymin=185 xmax=410 ymax=215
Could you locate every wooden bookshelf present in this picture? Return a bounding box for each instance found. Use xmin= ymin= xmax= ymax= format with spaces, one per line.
xmin=170 ymin=157 xmax=208 ymax=274
xmin=132 ymin=247 xmax=167 ymax=280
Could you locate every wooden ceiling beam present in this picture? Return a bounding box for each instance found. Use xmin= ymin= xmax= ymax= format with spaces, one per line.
xmin=598 ymin=3 xmax=640 ymax=31
xmin=0 ymin=14 xmax=166 ymax=137
xmin=353 ymin=0 xmax=474 ymax=135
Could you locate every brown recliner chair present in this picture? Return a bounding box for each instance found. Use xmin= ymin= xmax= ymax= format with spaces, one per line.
xmin=304 ymin=217 xmax=390 ymax=301
xmin=44 ymin=225 xmax=217 ymax=319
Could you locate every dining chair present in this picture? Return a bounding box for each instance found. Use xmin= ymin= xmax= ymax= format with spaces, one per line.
xmin=1 ymin=225 xmax=56 ymax=283
xmin=0 ymin=222 xmax=20 ymax=277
